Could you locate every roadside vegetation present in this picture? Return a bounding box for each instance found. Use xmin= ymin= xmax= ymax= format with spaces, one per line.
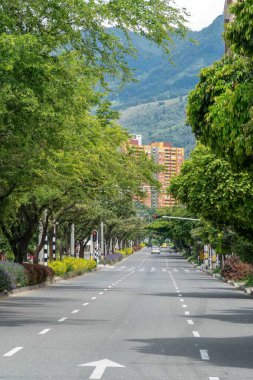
xmin=148 ymin=1 xmax=253 ymax=286
xmin=0 ymin=1 xmax=188 ymax=266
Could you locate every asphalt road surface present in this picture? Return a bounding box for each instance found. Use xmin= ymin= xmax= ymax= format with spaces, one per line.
xmin=1 ymin=247 xmax=253 ymax=380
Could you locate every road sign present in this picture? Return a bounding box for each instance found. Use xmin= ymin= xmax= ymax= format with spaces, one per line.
xmin=78 ymin=359 xmax=125 ymax=379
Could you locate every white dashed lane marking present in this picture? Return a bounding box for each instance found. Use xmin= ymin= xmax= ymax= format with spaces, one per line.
xmin=83 ymin=303 xmax=89 ymax=306
xmin=193 ymin=331 xmax=200 ymax=338
xmin=72 ymin=309 xmax=80 ymax=313
xmin=187 ymin=320 xmax=194 ymax=325
xmin=58 ymin=317 xmax=67 ymax=322
xmin=3 ymin=347 xmax=24 ymax=357
xmin=200 ymin=350 xmax=210 ymax=360
xmin=38 ymin=329 xmax=51 ymax=335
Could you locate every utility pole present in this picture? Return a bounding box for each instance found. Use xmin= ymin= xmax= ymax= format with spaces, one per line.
xmin=70 ymin=223 xmax=75 ymax=256
xmin=101 ymin=222 xmax=104 ymax=257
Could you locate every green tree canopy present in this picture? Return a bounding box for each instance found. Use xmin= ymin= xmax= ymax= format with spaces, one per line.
xmin=169 ymin=145 xmax=253 ymax=236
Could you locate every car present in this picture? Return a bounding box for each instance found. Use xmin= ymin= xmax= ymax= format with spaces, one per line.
xmin=151 ymin=246 xmax=160 ymax=254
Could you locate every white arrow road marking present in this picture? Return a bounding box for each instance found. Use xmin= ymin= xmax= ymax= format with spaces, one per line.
xmin=79 ymin=359 xmax=125 ymax=379
xmin=3 ymin=347 xmax=23 ymax=357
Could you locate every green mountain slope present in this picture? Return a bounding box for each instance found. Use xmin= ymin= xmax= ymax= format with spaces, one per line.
xmin=112 ymin=16 xmax=225 ymax=156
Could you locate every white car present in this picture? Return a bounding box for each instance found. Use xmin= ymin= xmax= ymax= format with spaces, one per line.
xmin=151 ymin=246 xmax=160 ymax=254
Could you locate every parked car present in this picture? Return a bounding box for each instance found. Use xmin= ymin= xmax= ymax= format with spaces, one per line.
xmin=151 ymin=246 xmax=160 ymax=254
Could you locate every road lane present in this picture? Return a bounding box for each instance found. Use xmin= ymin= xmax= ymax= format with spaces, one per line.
xmin=0 ymin=248 xmax=252 ymax=379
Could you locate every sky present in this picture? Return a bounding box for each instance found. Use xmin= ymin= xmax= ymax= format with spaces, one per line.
xmin=175 ymin=0 xmax=225 ymax=31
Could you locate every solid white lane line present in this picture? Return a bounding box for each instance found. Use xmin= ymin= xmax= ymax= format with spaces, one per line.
xmin=182 ymin=305 xmax=187 ymax=308
xmin=200 ymin=350 xmax=210 ymax=360
xmin=38 ymin=329 xmax=51 ymax=335
xmin=3 ymin=347 xmax=24 ymax=357
xmin=187 ymin=320 xmax=194 ymax=325
xmin=83 ymin=302 xmax=89 ymax=306
xmin=91 ymin=297 xmax=97 ymax=300
xmin=58 ymin=317 xmax=67 ymax=322
xmin=99 ymin=292 xmax=104 ymax=295
xmin=185 ymin=311 xmax=190 ymax=316
xmin=72 ymin=309 xmax=80 ymax=314
xmin=193 ymin=331 xmax=200 ymax=337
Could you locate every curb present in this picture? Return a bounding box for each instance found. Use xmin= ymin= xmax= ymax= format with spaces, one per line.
xmin=0 ymin=266 xmax=102 ymax=300
xmin=194 ymin=264 xmax=253 ymax=296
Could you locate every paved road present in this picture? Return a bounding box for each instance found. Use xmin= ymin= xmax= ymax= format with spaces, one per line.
xmin=0 ymin=248 xmax=253 ymax=380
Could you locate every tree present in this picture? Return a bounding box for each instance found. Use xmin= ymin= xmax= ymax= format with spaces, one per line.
xmin=225 ymin=0 xmax=253 ymax=57
xmin=187 ymin=55 xmax=253 ymax=169
xmin=0 ymin=0 xmax=188 ymax=262
xmin=147 ymin=207 xmax=199 ymax=253
xmin=169 ymin=145 xmax=253 ymax=237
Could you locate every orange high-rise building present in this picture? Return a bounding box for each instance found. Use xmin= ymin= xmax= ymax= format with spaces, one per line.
xmin=130 ymin=136 xmax=184 ymax=208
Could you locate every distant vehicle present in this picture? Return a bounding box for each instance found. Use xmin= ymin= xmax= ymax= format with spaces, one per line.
xmin=151 ymin=246 xmax=160 ymax=254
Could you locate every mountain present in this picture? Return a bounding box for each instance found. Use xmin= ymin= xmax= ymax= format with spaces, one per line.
xmin=110 ymin=16 xmax=225 ymax=156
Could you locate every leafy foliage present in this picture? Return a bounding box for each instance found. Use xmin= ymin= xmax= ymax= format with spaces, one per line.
xmin=21 ymin=264 xmax=54 ymax=286
xmin=169 ymin=145 xmax=253 ymax=233
xmin=0 ymin=262 xmax=27 ymax=287
xmin=0 ymin=266 xmax=15 ymax=292
xmin=225 ymin=0 xmax=253 ymax=56
xmin=222 ymin=256 xmax=253 ymax=281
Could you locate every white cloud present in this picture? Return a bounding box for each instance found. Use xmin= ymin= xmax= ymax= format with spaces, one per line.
xmin=175 ymin=0 xmax=225 ymax=30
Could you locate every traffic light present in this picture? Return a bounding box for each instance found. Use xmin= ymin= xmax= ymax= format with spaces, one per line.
xmin=92 ymin=230 xmax=98 ymax=242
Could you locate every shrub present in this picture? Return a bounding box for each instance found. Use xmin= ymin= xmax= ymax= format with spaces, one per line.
xmin=49 ymin=258 xmax=96 ymax=277
xmin=48 ymin=261 xmax=67 ymax=276
xmin=0 ymin=262 xmax=27 ymax=288
xmin=62 ymin=257 xmax=76 ymax=272
xmin=101 ymin=252 xmax=123 ymax=265
xmin=116 ymin=248 xmax=133 ymax=256
xmin=87 ymin=259 xmax=96 ymax=270
xmin=222 ymin=256 xmax=253 ymax=281
xmin=0 ymin=266 xmax=16 ymax=292
xmin=245 ymin=275 xmax=253 ymax=287
xmin=140 ymin=243 xmax=146 ymax=248
xmin=22 ymin=264 xmax=54 ymax=286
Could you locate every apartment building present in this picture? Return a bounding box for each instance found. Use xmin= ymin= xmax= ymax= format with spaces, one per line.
xmin=224 ymin=0 xmax=236 ymax=53
xmin=129 ymin=136 xmax=184 ymax=208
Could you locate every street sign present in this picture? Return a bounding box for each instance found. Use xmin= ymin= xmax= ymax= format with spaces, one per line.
xmin=78 ymin=359 xmax=125 ymax=379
